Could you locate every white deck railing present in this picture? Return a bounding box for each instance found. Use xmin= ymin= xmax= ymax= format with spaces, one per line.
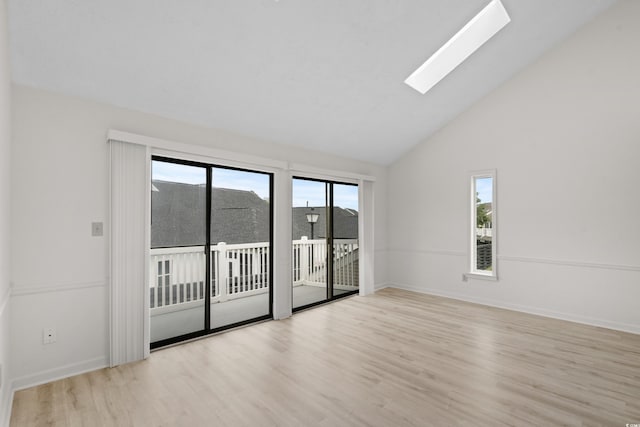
xmin=292 ymin=238 xmax=359 ymax=290
xmin=150 ymin=246 xmax=206 ymax=312
xmin=476 ymin=227 xmax=493 ymax=238
xmin=150 ymin=239 xmax=358 ymax=314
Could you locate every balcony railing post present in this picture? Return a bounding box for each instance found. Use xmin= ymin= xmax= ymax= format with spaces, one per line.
xmin=300 ymin=236 xmax=309 ymax=284
xmin=218 ymin=242 xmax=229 ymax=302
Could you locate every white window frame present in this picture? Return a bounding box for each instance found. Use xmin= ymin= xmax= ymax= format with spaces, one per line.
xmin=468 ymin=170 xmax=497 ymax=280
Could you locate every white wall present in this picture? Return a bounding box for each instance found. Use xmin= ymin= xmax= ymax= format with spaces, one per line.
xmin=386 ymin=0 xmax=640 ymax=333
xmin=0 ymin=0 xmax=11 ymax=423
xmin=9 ymin=85 xmax=387 ymax=388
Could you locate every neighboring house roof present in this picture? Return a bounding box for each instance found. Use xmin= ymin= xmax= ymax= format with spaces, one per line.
xmin=292 ymin=207 xmax=358 ymax=240
xmin=152 ymin=181 xmax=270 ymax=247
xmin=152 ymin=180 xmax=358 ymax=247
xmin=152 ymin=181 xmax=206 ymax=247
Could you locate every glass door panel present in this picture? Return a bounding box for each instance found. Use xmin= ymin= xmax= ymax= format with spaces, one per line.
xmin=150 ymin=160 xmax=207 ymax=344
xmin=209 ymin=167 xmax=272 ymax=329
xmin=332 ymin=183 xmax=359 ymax=296
xmin=150 ymin=158 xmax=273 ymax=349
xmin=292 ymin=179 xmax=329 ymax=309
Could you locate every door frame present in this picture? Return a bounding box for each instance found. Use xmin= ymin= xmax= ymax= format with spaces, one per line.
xmin=150 ymin=155 xmax=274 ymax=349
xmin=291 ymin=176 xmax=359 ymax=312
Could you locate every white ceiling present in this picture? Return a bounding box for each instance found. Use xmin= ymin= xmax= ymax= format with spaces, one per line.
xmin=8 ymin=0 xmax=617 ymax=165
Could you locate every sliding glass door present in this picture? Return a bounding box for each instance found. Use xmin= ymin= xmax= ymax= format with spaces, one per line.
xmin=150 ymin=157 xmax=272 ymax=348
xmin=292 ymin=178 xmax=359 ymax=310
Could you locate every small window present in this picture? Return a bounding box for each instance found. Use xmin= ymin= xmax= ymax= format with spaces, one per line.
xmin=469 ymin=171 xmax=496 ymax=279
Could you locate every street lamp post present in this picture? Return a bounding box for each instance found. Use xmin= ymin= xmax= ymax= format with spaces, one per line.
xmin=306 ymin=208 xmax=320 ymax=272
xmin=306 ymin=208 xmax=319 ymax=240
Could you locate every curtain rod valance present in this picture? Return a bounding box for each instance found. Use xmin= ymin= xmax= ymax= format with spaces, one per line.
xmin=107 ymin=129 xmax=376 ymax=183
xmin=107 ymin=129 xmax=286 ymax=171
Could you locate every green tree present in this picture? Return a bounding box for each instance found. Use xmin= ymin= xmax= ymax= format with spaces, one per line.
xmin=476 ymin=194 xmax=490 ymax=228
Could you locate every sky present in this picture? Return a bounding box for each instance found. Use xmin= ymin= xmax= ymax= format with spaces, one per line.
xmin=292 ymin=179 xmax=358 ymax=210
xmin=476 ymin=177 xmax=493 ymax=204
xmin=152 ymin=161 xmax=359 ymax=210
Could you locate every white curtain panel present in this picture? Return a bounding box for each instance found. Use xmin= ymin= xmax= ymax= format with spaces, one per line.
xmin=109 ymin=140 xmax=149 ymax=367
xmin=359 ymin=179 xmax=375 ymax=296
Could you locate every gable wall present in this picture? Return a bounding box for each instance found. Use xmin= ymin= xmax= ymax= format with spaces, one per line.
xmin=386 ymin=0 xmax=640 ymax=332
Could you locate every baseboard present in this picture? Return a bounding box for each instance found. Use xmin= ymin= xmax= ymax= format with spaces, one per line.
xmin=11 ymin=356 xmax=109 ymax=392
xmin=1 ymin=287 xmax=11 ymax=427
xmin=388 ymin=282 xmax=640 ymax=335
xmin=1 ymin=387 xmax=14 ymax=427
xmin=374 ymin=282 xmax=391 ymax=291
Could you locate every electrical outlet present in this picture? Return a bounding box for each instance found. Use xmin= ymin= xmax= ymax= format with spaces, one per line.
xmin=91 ymin=222 xmax=103 ymax=237
xmin=43 ymin=328 xmax=57 ymax=344
xmin=462 ymin=274 xmax=468 ymax=282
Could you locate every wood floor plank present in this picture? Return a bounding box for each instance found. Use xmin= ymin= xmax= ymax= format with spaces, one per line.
xmin=10 ymin=288 xmax=640 ymax=426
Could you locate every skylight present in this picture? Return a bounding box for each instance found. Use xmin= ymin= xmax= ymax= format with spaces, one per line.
xmin=405 ymin=0 xmax=511 ymax=94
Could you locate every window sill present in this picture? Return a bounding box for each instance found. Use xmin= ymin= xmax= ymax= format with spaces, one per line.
xmin=465 ymin=273 xmax=498 ymax=282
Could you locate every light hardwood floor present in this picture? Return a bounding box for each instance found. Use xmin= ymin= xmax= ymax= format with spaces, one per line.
xmin=10 ymin=288 xmax=640 ymax=426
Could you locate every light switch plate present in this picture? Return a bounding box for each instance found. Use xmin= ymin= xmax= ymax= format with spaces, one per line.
xmin=91 ymin=222 xmax=103 ymax=237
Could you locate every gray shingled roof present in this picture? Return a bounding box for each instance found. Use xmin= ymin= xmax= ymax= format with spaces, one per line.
xmin=151 ymin=181 xmax=357 ymax=248
xmin=291 ymin=207 xmax=358 ymax=240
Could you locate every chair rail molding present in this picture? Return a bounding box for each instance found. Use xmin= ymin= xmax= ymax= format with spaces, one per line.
xmin=498 ymin=255 xmax=640 ymax=272
xmin=10 ymin=280 xmax=107 ymax=297
xmin=388 ymin=248 xmax=640 ymax=272
xmin=388 ymin=247 xmax=466 ymax=257
xmin=0 ymin=285 xmax=9 ymax=316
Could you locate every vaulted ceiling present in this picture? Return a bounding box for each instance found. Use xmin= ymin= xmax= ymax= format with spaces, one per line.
xmin=8 ymin=0 xmax=617 ymax=164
